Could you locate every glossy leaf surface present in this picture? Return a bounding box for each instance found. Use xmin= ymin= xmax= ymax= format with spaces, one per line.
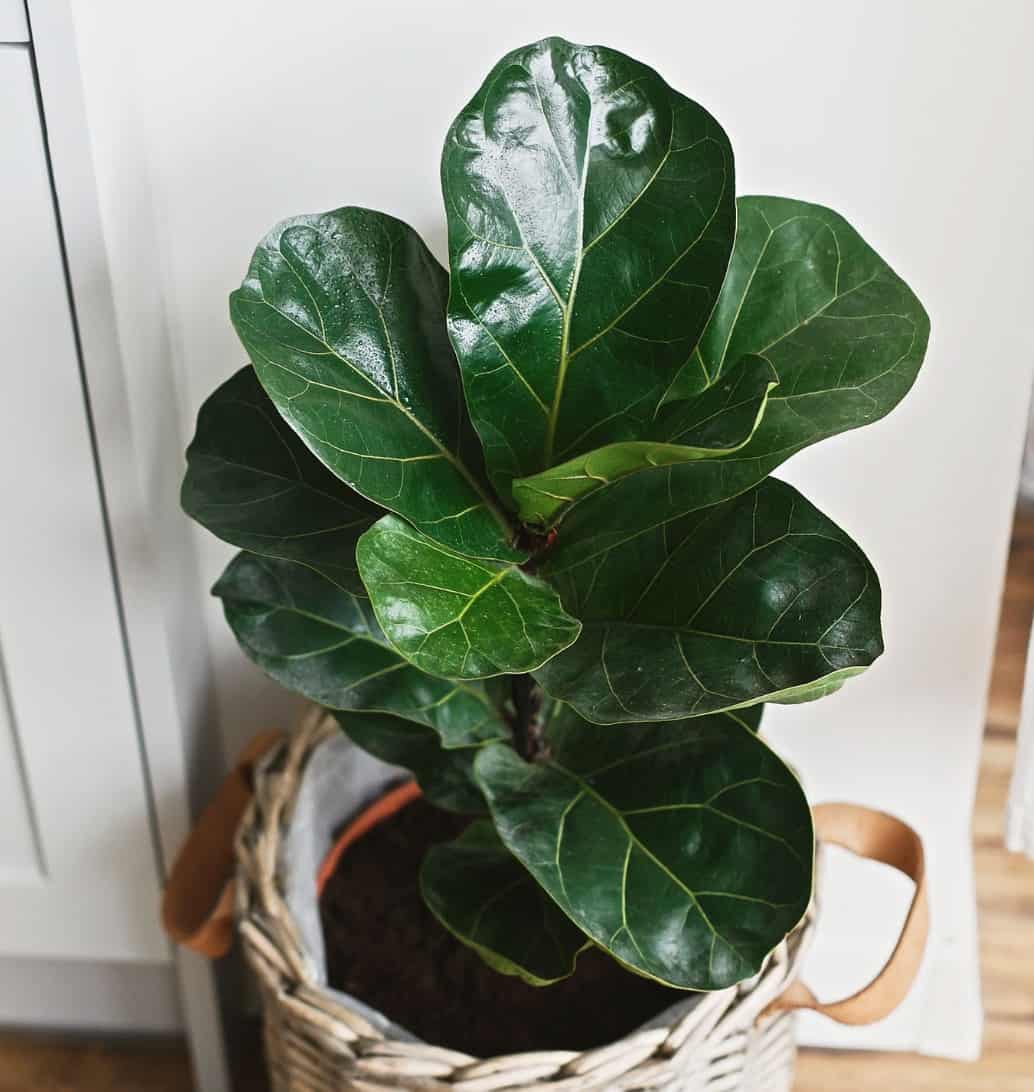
xmin=544 ymin=196 xmax=928 ymax=542
xmin=421 ymin=820 xmax=588 ymax=983
xmin=182 ymin=367 xmax=378 ymax=592
xmin=675 ymin=196 xmax=930 ymax=414
xmin=512 ymin=355 xmax=776 ymax=526
xmin=476 ymin=707 xmax=813 ymax=989
xmin=357 ymin=515 xmax=581 ymax=679
xmin=215 ymin=552 xmax=507 ymax=747
xmin=443 ymin=37 xmax=735 ymax=495
xmin=338 ymin=713 xmax=488 ymax=813
xmin=230 ymin=206 xmax=520 ymax=561
xmin=536 ymin=478 xmax=881 ymax=723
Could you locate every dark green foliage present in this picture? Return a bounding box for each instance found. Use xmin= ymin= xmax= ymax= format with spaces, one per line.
xmin=183 ymin=37 xmax=926 ymax=992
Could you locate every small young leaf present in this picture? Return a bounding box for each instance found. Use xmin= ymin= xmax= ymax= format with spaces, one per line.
xmin=421 ymin=820 xmax=589 ymax=983
xmin=230 ymin=207 xmax=521 ymax=562
xmin=338 ymin=713 xmax=488 ymax=814
xmin=443 ymin=37 xmax=735 ymax=495
xmin=182 ymin=366 xmax=378 ymax=592
xmin=357 ymin=515 xmax=581 ymax=679
xmin=535 ymin=478 xmax=881 ymax=724
xmin=215 ymin=552 xmax=507 ymax=747
xmin=475 ymin=707 xmax=813 ymax=990
xmin=512 ymin=355 xmax=777 ymax=526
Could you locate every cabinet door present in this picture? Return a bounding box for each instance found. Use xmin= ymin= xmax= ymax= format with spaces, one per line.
xmin=0 ymin=0 xmax=28 ymax=42
xmin=0 ymin=45 xmax=167 ymax=962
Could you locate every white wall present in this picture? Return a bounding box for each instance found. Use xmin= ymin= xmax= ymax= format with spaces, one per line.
xmin=71 ymin=0 xmax=1034 ymax=1060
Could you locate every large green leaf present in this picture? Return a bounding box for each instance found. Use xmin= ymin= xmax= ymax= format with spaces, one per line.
xmin=672 ymin=196 xmax=929 ymax=412
xmin=229 ymin=206 xmax=520 ymax=562
xmin=420 ymin=820 xmax=589 ymax=984
xmin=550 ymin=196 xmax=929 ymax=535
xmin=338 ymin=713 xmax=488 ymax=813
xmin=475 ymin=706 xmax=813 ymax=990
xmin=357 ymin=515 xmax=581 ymax=679
xmin=214 ymin=552 xmax=507 ymax=747
xmin=443 ymin=37 xmax=735 ymax=495
xmin=182 ymin=366 xmax=378 ymax=592
xmin=512 ymin=355 xmax=777 ymax=526
xmin=535 ymin=478 xmax=881 ymax=724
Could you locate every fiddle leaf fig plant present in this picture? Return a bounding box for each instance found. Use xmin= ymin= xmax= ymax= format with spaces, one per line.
xmin=183 ymin=36 xmax=928 ymax=993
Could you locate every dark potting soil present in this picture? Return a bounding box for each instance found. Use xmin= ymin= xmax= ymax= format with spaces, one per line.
xmin=319 ymin=796 xmax=683 ymax=1057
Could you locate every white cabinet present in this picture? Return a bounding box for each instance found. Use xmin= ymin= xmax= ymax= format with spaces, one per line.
xmin=0 ymin=4 xmax=231 ymax=1081
xmin=0 ymin=0 xmax=28 ymax=41
xmin=0 ymin=45 xmax=167 ymax=961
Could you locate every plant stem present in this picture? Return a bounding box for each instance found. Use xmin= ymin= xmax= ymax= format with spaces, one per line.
xmin=511 ymin=674 xmax=537 ymax=761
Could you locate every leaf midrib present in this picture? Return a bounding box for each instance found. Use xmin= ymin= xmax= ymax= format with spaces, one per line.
xmin=542 ymin=88 xmax=593 ymax=467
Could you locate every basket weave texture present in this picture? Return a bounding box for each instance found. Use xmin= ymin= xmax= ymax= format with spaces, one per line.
xmin=235 ymin=709 xmax=816 ymax=1092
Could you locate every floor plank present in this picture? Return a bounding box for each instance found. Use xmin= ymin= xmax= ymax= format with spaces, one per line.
xmin=4 ymin=506 xmax=1034 ymax=1089
xmin=0 ymin=1034 xmax=193 ymax=1092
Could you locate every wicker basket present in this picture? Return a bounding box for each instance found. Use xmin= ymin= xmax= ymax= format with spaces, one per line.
xmin=234 ymin=709 xmax=822 ymax=1092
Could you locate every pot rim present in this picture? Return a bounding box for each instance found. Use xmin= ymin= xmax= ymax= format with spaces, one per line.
xmin=315 ymin=778 xmax=421 ymax=895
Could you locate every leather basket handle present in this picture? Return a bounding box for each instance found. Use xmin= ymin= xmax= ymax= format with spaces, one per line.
xmin=763 ymin=802 xmax=929 ymax=1025
xmin=161 ymin=731 xmax=283 ymax=957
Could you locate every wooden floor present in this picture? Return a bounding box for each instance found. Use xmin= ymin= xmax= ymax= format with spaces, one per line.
xmin=4 ymin=508 xmax=1034 ymax=1091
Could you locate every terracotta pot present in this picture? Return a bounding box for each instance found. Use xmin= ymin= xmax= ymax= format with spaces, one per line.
xmin=315 ymin=778 xmax=422 ymax=895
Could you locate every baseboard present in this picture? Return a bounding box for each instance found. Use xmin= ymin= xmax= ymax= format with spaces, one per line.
xmin=0 ymin=957 xmax=182 ymax=1033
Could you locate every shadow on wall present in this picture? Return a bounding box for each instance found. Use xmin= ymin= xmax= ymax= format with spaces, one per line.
xmin=1021 ymin=389 xmax=1034 ymax=503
